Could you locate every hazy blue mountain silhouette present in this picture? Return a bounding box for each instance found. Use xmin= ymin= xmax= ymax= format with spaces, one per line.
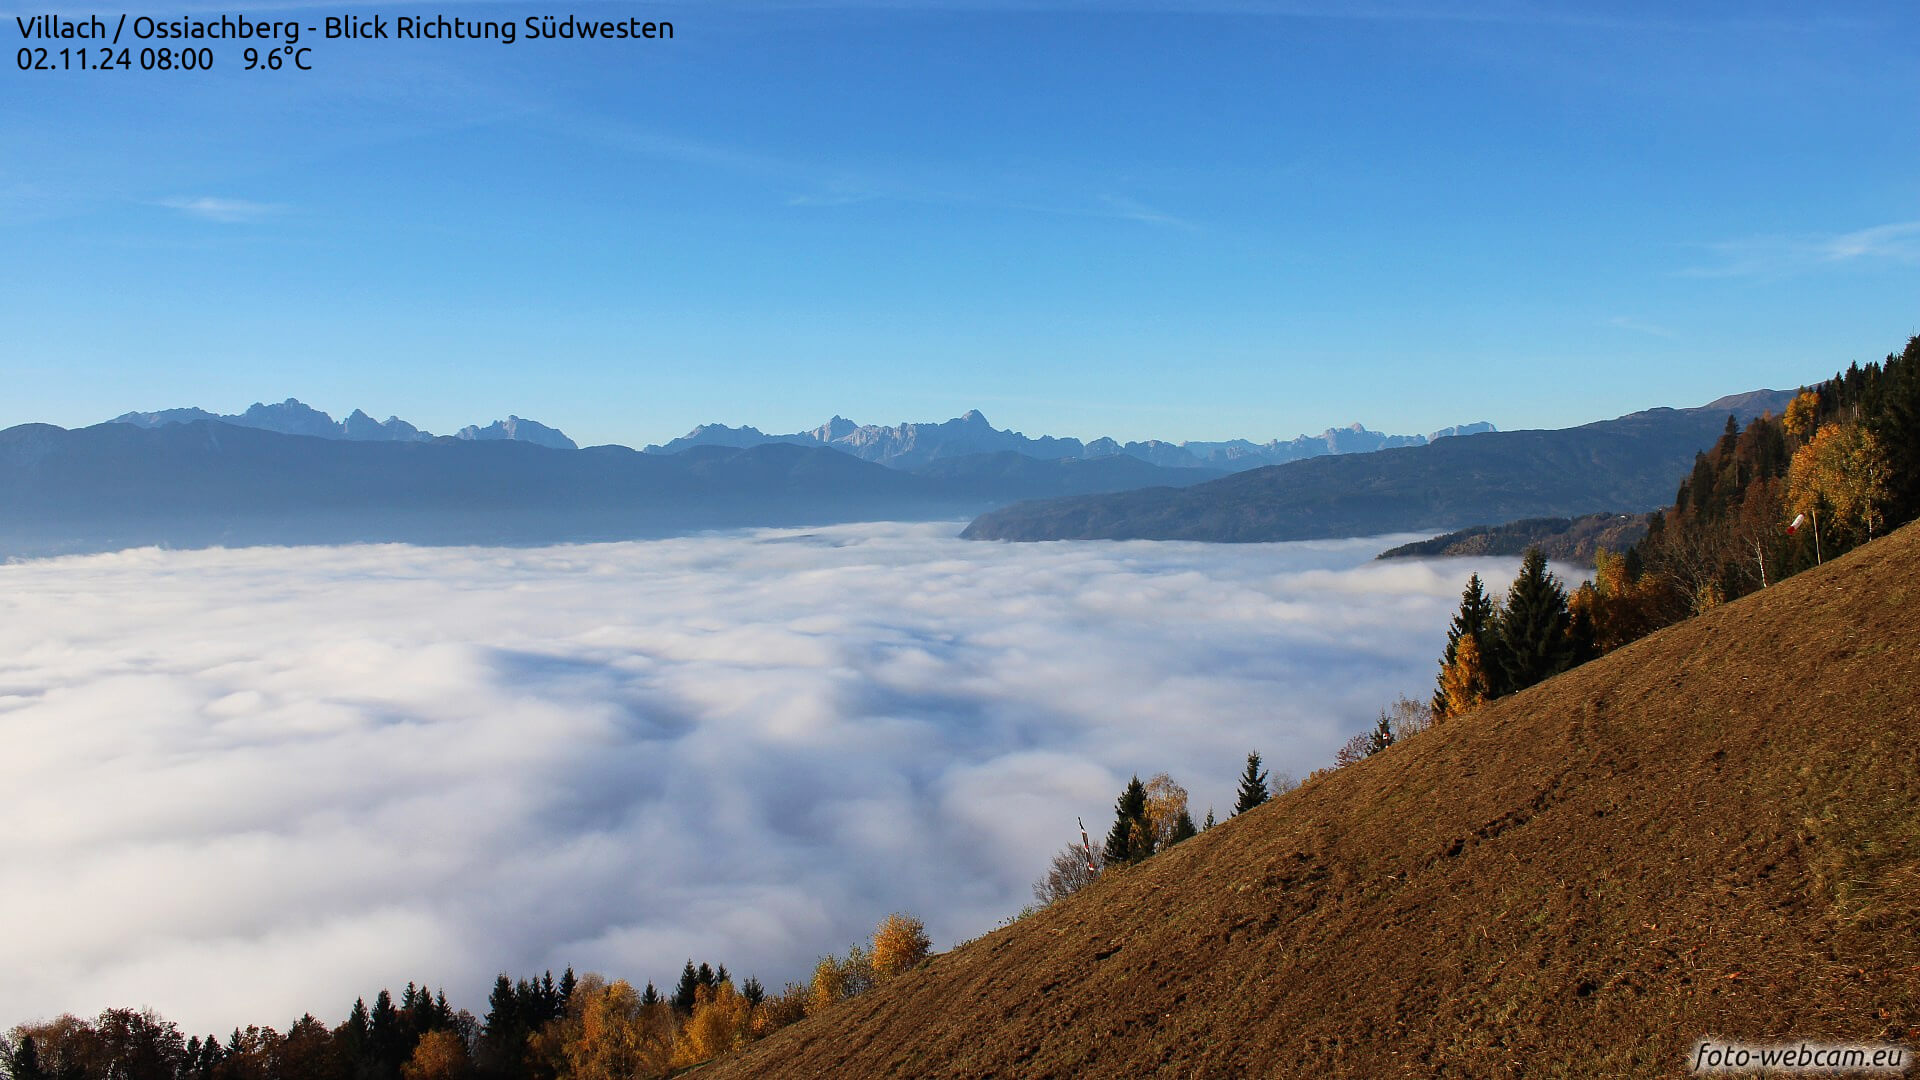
xmin=646 ymin=410 xmax=1494 ymax=471
xmin=109 ymin=398 xmax=576 ymax=448
xmin=0 ymin=421 xmax=1215 ymax=557
xmin=961 ymin=392 xmax=1797 ymax=543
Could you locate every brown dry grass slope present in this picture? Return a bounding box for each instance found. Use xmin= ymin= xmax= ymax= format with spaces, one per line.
xmin=706 ymin=521 xmax=1920 ymax=1080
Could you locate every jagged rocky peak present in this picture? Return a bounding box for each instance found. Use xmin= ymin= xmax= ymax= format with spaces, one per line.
xmin=455 ymin=415 xmax=578 ymax=450
xmin=104 ymin=398 xmax=576 ymax=448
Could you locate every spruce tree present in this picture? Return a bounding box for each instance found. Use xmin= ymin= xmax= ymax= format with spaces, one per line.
xmin=1232 ymin=752 xmax=1269 ymax=815
xmin=1497 ymin=548 xmax=1574 ymax=694
xmin=1367 ymin=711 xmax=1394 ymax=755
xmin=640 ymin=982 xmax=660 ymax=1008
xmin=741 ymin=976 xmax=765 ymax=1008
xmin=12 ymin=1036 xmax=44 ymax=1080
xmin=673 ymin=960 xmax=700 ymax=1014
xmin=558 ymin=967 xmax=576 ymax=1004
xmin=1202 ymin=808 xmax=1215 ymax=830
xmin=1102 ymin=775 xmax=1151 ymax=864
xmin=1435 ymin=573 xmax=1499 ymax=712
xmin=368 ymin=990 xmax=401 ymax=1080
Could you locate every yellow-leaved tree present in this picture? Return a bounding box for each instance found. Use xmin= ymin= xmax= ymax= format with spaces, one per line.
xmin=1784 ymin=389 xmax=1821 ymax=440
xmin=870 ymin=912 xmax=932 ymax=980
xmin=401 ymin=1031 xmax=471 ymax=1080
xmin=557 ymin=977 xmax=674 ymax=1080
xmin=1140 ymin=773 xmax=1195 ymax=850
xmin=672 ymin=981 xmax=750 ymax=1068
xmin=1788 ymin=422 xmax=1893 ymax=555
xmin=1435 ymin=633 xmax=1490 ymax=719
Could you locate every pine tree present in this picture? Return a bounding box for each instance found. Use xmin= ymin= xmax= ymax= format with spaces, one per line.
xmin=1232 ymin=752 xmax=1268 ymax=815
xmin=673 ymin=961 xmax=700 ymax=1014
xmin=1868 ymin=336 xmax=1920 ymax=524
xmin=1497 ymin=548 xmax=1574 ymax=694
xmin=11 ymin=1036 xmax=44 ymax=1080
xmin=1367 ymin=711 xmax=1394 ymax=755
xmin=1202 ymin=808 xmax=1215 ymax=830
xmin=697 ymin=962 xmax=716 ymax=990
xmin=558 ymin=967 xmax=576 ymax=1004
xmin=1434 ymin=573 xmax=1499 ymax=713
xmin=1101 ymin=775 xmax=1152 ymax=864
xmin=640 ymin=982 xmax=661 ymax=1008
xmin=740 ymin=977 xmax=764 ymax=1008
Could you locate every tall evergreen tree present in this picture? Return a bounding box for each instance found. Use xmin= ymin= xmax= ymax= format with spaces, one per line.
xmin=1101 ymin=775 xmax=1152 ymax=864
xmin=639 ymin=982 xmax=660 ymax=1008
xmin=1434 ymin=573 xmax=1500 ymax=712
xmin=1497 ymin=548 xmax=1574 ymax=694
xmin=1868 ymin=336 xmax=1920 ymax=524
xmin=368 ymin=989 xmax=401 ymax=1080
xmin=1232 ymin=752 xmax=1269 ymax=815
xmin=741 ymin=977 xmax=765 ymax=1008
xmin=11 ymin=1036 xmax=45 ymax=1080
xmin=672 ymin=961 xmax=700 ymax=1014
xmin=478 ymin=976 xmax=522 ymax=1079
xmin=1367 ymin=712 xmax=1394 ymax=756
xmin=557 ymin=968 xmax=576 ymax=1005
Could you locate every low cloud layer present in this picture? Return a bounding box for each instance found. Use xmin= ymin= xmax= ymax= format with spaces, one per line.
xmin=0 ymin=524 xmax=1524 ymax=1034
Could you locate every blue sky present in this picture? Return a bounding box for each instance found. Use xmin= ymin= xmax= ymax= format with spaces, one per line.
xmin=4 ymin=0 xmax=1917 ymax=447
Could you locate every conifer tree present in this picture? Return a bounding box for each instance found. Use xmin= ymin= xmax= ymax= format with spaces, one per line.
xmin=1367 ymin=712 xmax=1394 ymax=756
xmin=639 ymin=982 xmax=660 ymax=1008
xmin=558 ymin=968 xmax=577 ymax=1005
xmin=1101 ymin=775 xmax=1152 ymax=864
xmin=673 ymin=961 xmax=700 ymax=1015
xmin=740 ymin=977 xmax=765 ymax=1009
xmin=1232 ymin=752 xmax=1269 ymax=815
xmin=10 ymin=1036 xmax=44 ymax=1080
xmin=1497 ymin=548 xmax=1574 ymax=694
xmin=1434 ymin=573 xmax=1499 ymax=713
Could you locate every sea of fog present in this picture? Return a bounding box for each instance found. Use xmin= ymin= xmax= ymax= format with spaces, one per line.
xmin=0 ymin=522 xmax=1531 ymax=1034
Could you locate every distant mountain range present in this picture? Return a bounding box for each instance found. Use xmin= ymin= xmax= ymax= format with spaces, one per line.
xmin=0 ymin=390 xmax=1784 ymax=557
xmin=107 ymin=400 xmax=1492 ymax=473
xmin=962 ymin=391 xmax=1798 ymax=543
xmin=0 ymin=421 xmax=1225 ymax=557
xmin=109 ymin=399 xmax=579 ymax=450
xmin=646 ymin=410 xmax=1496 ymax=471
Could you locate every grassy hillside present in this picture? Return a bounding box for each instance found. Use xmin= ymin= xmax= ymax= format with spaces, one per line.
xmin=706 ymin=520 xmax=1920 ymax=1078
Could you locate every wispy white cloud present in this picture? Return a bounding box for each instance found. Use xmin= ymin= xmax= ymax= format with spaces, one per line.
xmin=156 ymin=196 xmax=287 ymax=224
xmin=0 ymin=524 xmax=1522 ymax=1035
xmin=1607 ymin=315 xmax=1678 ymax=339
xmin=1679 ymin=219 xmax=1920 ymax=279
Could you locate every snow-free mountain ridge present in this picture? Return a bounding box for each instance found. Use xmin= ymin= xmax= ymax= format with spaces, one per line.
xmin=110 ymin=399 xmax=579 ymax=450
xmin=109 ymin=400 xmax=1491 ymax=471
